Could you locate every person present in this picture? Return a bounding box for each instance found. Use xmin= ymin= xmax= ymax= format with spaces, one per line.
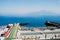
xmin=55 ymin=35 xmax=56 ymax=39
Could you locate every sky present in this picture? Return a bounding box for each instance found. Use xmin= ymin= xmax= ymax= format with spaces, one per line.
xmin=0 ymin=0 xmax=60 ymax=17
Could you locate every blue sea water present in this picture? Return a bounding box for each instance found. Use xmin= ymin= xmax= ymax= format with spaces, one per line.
xmin=0 ymin=16 xmax=60 ymax=27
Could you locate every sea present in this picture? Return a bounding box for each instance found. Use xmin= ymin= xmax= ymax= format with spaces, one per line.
xmin=0 ymin=16 xmax=60 ymax=27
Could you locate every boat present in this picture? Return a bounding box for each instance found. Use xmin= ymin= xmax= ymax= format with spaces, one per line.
xmin=45 ymin=21 xmax=60 ymax=28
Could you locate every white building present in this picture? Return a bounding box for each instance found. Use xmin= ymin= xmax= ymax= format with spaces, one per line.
xmin=0 ymin=27 xmax=8 ymax=36
xmin=17 ymin=27 xmax=60 ymax=40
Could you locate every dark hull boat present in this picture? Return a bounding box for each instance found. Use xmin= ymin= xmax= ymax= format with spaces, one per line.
xmin=19 ymin=23 xmax=29 ymax=26
xmin=45 ymin=21 xmax=60 ymax=28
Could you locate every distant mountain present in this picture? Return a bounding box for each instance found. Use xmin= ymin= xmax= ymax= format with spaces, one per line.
xmin=21 ymin=11 xmax=59 ymax=17
xmin=0 ymin=11 xmax=59 ymax=17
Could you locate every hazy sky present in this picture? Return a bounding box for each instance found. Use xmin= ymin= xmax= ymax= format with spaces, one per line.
xmin=0 ymin=0 xmax=60 ymax=17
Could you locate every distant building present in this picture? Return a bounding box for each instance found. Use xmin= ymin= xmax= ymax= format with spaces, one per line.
xmin=16 ymin=27 xmax=60 ymax=40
